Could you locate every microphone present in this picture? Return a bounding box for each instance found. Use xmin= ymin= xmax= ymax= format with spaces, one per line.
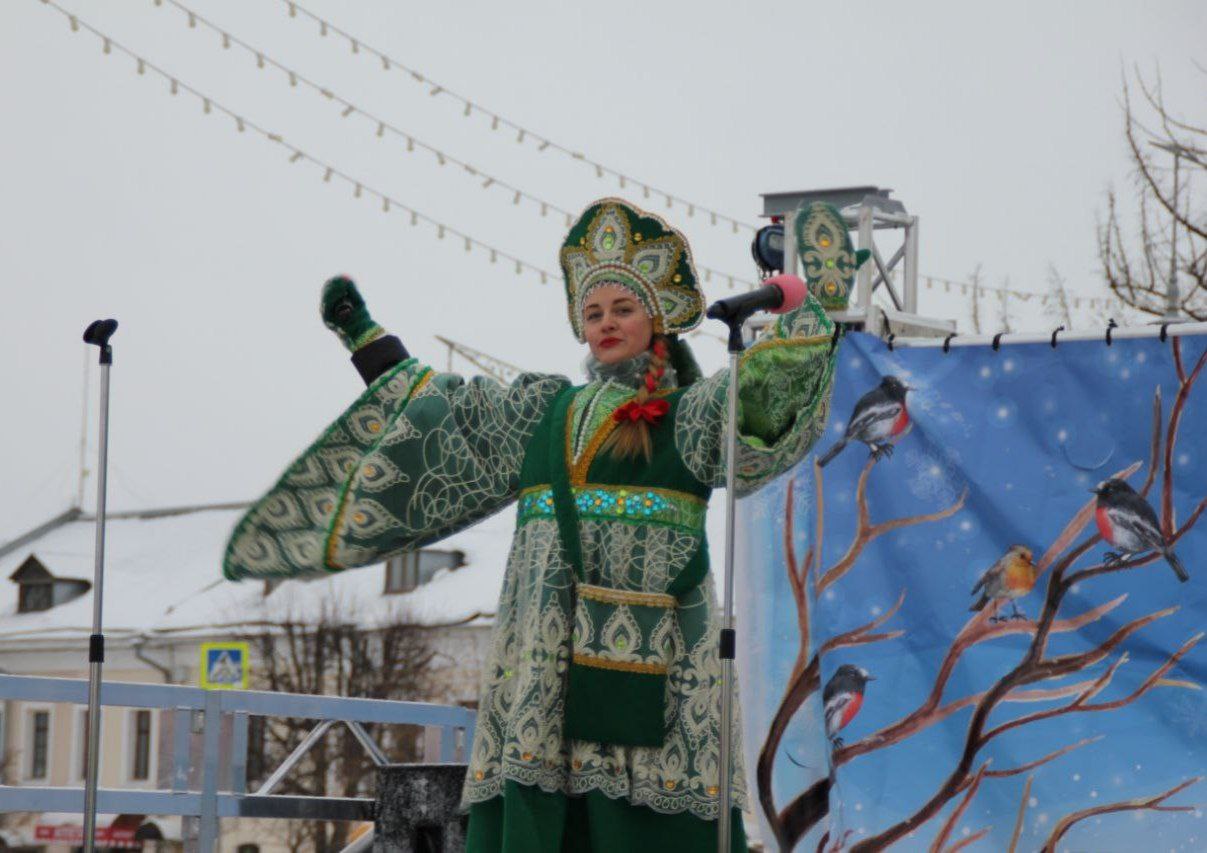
xmin=705 ymin=274 xmax=808 ymax=324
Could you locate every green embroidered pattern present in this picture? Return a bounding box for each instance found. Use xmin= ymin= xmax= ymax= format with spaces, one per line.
xmin=462 ymin=517 xmax=749 ymax=820
xmin=795 ymin=201 xmax=862 ymax=310
xmin=223 ymin=359 xmax=432 ymax=579
xmin=560 ymin=200 xmax=704 ymax=342
xmin=224 ymin=307 xmax=835 ymax=819
xmin=518 ymin=485 xmax=706 ymax=531
xmin=567 ymin=382 xmax=634 ymax=465
xmin=223 ymin=364 xmax=570 ymax=578
xmin=326 ymin=370 xmax=570 ymax=569
xmin=573 ymin=593 xmax=674 ymax=670
xmin=675 ymin=296 xmax=836 ymax=496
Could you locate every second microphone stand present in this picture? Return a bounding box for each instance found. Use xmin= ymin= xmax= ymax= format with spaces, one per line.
xmin=715 ymin=312 xmax=748 ymax=853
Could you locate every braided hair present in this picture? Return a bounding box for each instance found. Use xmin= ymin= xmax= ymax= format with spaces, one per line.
xmin=603 ymin=335 xmax=671 ymax=463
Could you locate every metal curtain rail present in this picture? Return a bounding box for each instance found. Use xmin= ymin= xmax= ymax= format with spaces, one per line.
xmin=877 ymin=321 xmax=1207 ymax=349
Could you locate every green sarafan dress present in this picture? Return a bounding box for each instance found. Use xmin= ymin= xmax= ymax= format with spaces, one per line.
xmin=223 ymin=297 xmax=836 ymax=851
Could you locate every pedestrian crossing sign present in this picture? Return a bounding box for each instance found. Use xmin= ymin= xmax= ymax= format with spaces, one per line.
xmin=200 ymin=641 xmax=250 ymax=690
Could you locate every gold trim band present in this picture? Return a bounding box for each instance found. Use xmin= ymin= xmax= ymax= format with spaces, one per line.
xmin=572 ymin=653 xmax=668 ymax=676
xmin=411 ymin=370 xmax=435 ymax=396
xmin=578 ymin=584 xmax=677 ymax=609
xmin=324 ymin=365 xmax=434 ymax=571
xmin=743 ymin=332 xmax=833 ymax=359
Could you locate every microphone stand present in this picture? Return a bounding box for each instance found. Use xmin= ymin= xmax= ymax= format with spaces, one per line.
xmin=714 ymin=310 xmax=749 ymax=853
xmin=81 ymin=319 xmax=117 ymax=853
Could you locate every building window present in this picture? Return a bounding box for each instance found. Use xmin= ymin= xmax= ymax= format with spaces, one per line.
xmin=236 ymin=845 xmax=261 ymax=853
xmin=18 ymin=582 xmax=52 ymax=613
xmin=11 ymin=555 xmax=90 ymax=613
xmin=131 ymin=710 xmax=152 ymax=781
xmin=386 ymin=553 xmax=419 ymax=593
xmin=384 ymin=549 xmax=464 ymax=594
xmin=29 ymin=710 xmax=50 ymax=779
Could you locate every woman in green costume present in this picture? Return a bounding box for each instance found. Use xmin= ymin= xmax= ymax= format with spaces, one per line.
xmin=224 ymin=198 xmax=857 ymax=851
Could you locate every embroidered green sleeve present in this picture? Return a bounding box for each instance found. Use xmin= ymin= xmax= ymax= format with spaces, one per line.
xmin=223 ymin=360 xmax=569 ymax=580
xmin=674 ymin=296 xmax=836 ymax=496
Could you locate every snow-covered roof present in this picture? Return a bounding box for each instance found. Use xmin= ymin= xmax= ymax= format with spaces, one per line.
xmin=0 ymin=502 xmax=514 ymax=643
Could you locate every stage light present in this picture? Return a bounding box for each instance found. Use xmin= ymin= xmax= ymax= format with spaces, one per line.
xmin=751 ymin=224 xmax=784 ymax=275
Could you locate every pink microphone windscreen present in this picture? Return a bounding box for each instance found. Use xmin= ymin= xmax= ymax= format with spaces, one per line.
xmin=766 ymin=274 xmax=808 ymax=314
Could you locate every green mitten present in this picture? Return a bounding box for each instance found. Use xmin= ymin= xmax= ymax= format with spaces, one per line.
xmin=321 ymin=275 xmax=383 ymax=352
xmin=794 ymin=202 xmax=870 ymax=311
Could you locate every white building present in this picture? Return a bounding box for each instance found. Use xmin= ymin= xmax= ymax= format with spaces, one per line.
xmin=0 ymin=501 xmax=512 ymax=851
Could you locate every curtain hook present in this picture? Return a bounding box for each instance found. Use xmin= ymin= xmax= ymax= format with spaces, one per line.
xmin=1159 ymin=322 xmax=1170 ymax=343
xmin=942 ymin=332 xmax=957 ymax=354
xmin=1050 ymin=325 xmax=1065 ymax=348
xmin=828 ymin=323 xmax=842 ymax=354
xmin=1105 ymin=318 xmax=1118 ymax=346
xmin=886 ymin=333 xmax=896 ymax=352
xmin=992 ymin=332 xmax=1005 ymax=352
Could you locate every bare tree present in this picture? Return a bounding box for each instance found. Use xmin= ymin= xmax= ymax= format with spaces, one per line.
xmin=996 ymin=279 xmax=1012 ymax=334
xmin=968 ymin=266 xmax=984 ymax=334
xmin=1045 ymin=264 xmax=1075 ymax=330
xmin=241 ymin=599 xmax=440 ymax=853
xmin=1098 ymin=66 xmax=1206 ymax=320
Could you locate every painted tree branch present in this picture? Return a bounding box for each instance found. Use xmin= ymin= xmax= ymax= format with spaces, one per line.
xmin=851 ymin=373 xmax=1205 ymax=852
xmin=986 ymin=651 xmax=1137 ymax=743
xmin=1163 ymin=340 xmax=1207 ymax=535
xmin=758 ymin=458 xmax=948 ymax=848
xmin=757 ymin=594 xmax=906 ymax=850
xmin=758 ymin=477 xmax=816 ymax=852
xmin=1007 ymin=775 xmax=1033 ymax=853
xmin=767 ymin=355 xmax=1203 ymax=851
xmin=944 ymin=829 xmax=990 ymax=853
xmin=773 ymin=434 xmax=1153 ymax=846
xmin=982 ymin=736 xmax=1102 ymax=781
xmin=1023 ymin=605 xmax=1177 ymax=683
xmin=1040 ymin=777 xmax=1201 ymax=852
xmin=817 ymin=459 xmax=967 ymax=592
xmin=783 ymin=479 xmax=815 ymax=679
xmin=834 ymin=597 xmax=1126 ymax=765
xmin=930 ymin=763 xmax=988 ymax=853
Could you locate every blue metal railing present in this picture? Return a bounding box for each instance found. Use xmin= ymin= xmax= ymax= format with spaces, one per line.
xmin=0 ymin=674 xmax=475 ymax=850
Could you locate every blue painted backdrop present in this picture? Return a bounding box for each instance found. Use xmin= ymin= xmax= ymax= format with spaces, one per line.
xmin=737 ymin=331 xmax=1205 ymax=852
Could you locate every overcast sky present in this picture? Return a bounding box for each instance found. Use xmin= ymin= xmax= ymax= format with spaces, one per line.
xmin=1 ymin=0 xmax=1203 ymax=541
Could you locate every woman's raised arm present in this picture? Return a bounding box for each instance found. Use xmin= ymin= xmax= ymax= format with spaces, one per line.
xmin=222 ymin=280 xmax=569 ymax=581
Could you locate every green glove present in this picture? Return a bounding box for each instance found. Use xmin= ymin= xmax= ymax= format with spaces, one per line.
xmin=794 ymin=202 xmax=870 ymax=312
xmin=321 ymin=276 xmax=383 ymax=352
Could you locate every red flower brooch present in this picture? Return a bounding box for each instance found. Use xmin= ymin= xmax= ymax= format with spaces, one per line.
xmin=612 ymin=398 xmax=670 ymax=425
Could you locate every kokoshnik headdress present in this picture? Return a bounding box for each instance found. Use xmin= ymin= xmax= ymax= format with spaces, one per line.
xmin=560 ymin=199 xmax=705 ymax=343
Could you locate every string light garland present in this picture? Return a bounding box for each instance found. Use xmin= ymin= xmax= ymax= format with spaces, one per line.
xmin=36 ymin=0 xmax=556 ymax=283
xmin=274 ymin=0 xmax=757 ymax=235
xmin=917 ymin=273 xmax=1124 ymax=310
xmin=244 ymin=1 xmax=1129 ymax=310
xmin=36 ymin=0 xmax=1125 ymax=312
xmin=149 ymin=0 xmax=758 ymax=291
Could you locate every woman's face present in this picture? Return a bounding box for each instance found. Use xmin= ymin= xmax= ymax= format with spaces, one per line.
xmin=582 ymin=284 xmax=654 ymax=365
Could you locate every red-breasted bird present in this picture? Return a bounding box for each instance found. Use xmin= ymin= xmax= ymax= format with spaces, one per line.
xmin=1093 ymin=478 xmax=1188 ymax=582
xmin=970 ymin=545 xmax=1038 ymax=621
xmin=823 ymin=664 xmax=874 ymax=748
xmin=817 ymin=376 xmax=911 ymax=467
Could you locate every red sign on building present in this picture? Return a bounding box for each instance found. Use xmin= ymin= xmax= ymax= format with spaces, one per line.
xmin=35 ymin=822 xmax=141 ymax=849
